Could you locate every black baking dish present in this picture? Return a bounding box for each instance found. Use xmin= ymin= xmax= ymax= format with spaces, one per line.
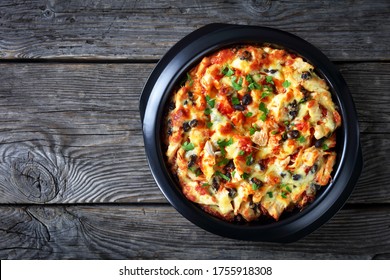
xmin=139 ymin=23 xmax=362 ymax=242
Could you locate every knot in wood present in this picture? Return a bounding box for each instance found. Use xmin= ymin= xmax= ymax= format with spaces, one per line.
xmin=42 ymin=8 xmax=55 ymax=19
xmin=247 ymin=0 xmax=272 ymax=13
xmin=12 ymin=160 xmax=58 ymax=203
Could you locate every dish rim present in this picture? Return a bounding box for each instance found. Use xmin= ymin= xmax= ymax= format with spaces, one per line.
xmin=140 ymin=23 xmax=362 ymax=242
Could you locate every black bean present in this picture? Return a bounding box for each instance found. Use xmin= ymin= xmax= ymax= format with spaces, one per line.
xmin=288 ymin=100 xmax=299 ymax=119
xmin=233 ymin=104 xmax=245 ymax=111
xmin=264 ymin=68 xmax=278 ymax=74
xmin=314 ymin=137 xmax=325 ymax=148
xmin=168 ymin=101 xmax=175 ymax=111
xmin=223 ymin=160 xmax=235 ymax=173
xmin=224 ymin=171 xmax=232 ymax=181
xmin=267 ymin=84 xmax=276 ymax=92
xmin=167 ymin=119 xmax=173 ymax=136
xmin=310 ymin=183 xmax=321 ymax=192
xmin=251 ymin=177 xmax=263 ymax=188
xmin=292 ymin=174 xmax=302 ymax=181
xmin=301 ymin=71 xmax=312 ymax=80
xmin=289 ymin=110 xmax=298 ymax=118
xmin=189 ymin=119 xmax=198 ymax=127
xmin=239 ymin=50 xmax=252 ymax=61
xmin=188 ymin=91 xmax=193 ymax=100
xmin=299 ymin=85 xmax=310 ymax=97
xmin=287 ymin=130 xmax=300 ymax=139
xmin=183 ymin=122 xmax=191 ymax=132
xmin=311 ymin=164 xmax=318 ymax=174
xmin=242 ymin=93 xmax=252 ymax=105
xmin=187 ymin=154 xmax=197 ymax=168
xmin=280 ymin=173 xmax=286 ymax=178
xmin=249 ymin=200 xmax=258 ymax=209
xmin=290 ymin=100 xmax=298 ymax=109
xmin=212 ymin=177 xmax=219 ymax=191
xmin=281 ymin=132 xmax=288 ymax=141
xmin=258 ymin=159 xmax=266 ymax=171
xmin=194 ymin=168 xmax=202 ymax=176
xmin=228 ymin=188 xmax=237 ymax=198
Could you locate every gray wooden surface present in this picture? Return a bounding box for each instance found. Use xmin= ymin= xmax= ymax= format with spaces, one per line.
xmin=0 ymin=0 xmax=389 ymax=259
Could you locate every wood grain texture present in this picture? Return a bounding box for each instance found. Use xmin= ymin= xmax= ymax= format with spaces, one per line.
xmin=0 ymin=63 xmax=161 ymax=203
xmin=0 ymin=62 xmax=389 ymax=204
xmin=339 ymin=62 xmax=390 ymax=133
xmin=0 ymin=0 xmax=388 ymax=262
xmin=0 ymin=205 xmax=389 ymax=259
xmin=335 ymin=62 xmax=390 ymax=203
xmin=0 ymin=0 xmax=389 ymax=61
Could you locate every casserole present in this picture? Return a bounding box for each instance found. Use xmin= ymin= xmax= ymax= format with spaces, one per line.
xmin=140 ymin=24 xmax=362 ymax=242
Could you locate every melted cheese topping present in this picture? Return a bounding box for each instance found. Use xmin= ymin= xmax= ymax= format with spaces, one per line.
xmin=164 ymin=45 xmax=341 ymax=222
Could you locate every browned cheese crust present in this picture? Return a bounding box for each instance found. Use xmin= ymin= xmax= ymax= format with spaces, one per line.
xmin=163 ymin=45 xmax=341 ymax=222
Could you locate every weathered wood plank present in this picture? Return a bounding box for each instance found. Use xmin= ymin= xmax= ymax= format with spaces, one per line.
xmin=0 ymin=63 xmax=388 ymax=204
xmin=0 ymin=205 xmax=389 ymax=259
xmin=0 ymin=0 xmax=388 ymax=61
xmin=0 ymin=131 xmax=386 ymax=204
xmin=0 ymin=63 xmax=161 ymax=203
xmin=348 ymin=133 xmax=390 ymax=204
xmin=0 ymin=62 xmax=388 ymax=132
xmin=339 ymin=63 xmax=390 ymax=133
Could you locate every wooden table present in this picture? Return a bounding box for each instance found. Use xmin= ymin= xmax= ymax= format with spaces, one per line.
xmin=0 ymin=0 xmax=389 ymax=259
